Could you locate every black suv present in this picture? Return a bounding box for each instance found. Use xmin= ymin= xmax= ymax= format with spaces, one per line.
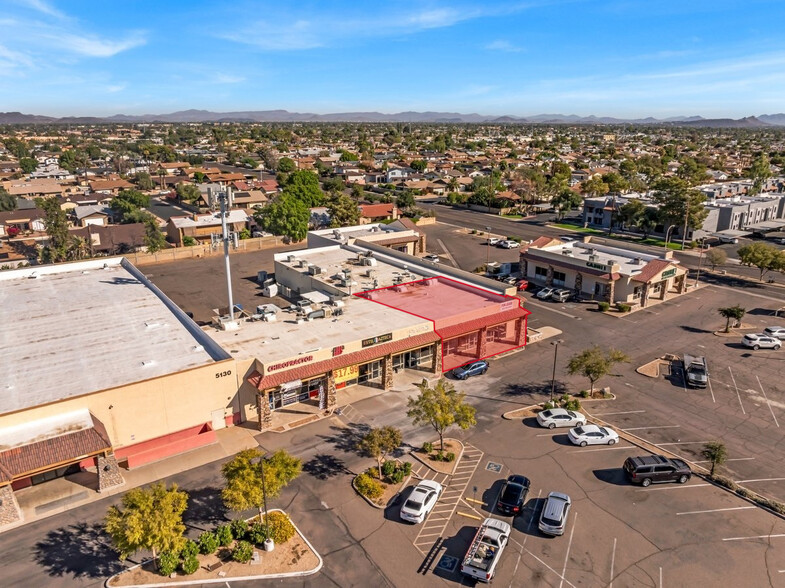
xmin=623 ymin=455 xmax=691 ymax=487
xmin=496 ymin=474 xmax=530 ymax=516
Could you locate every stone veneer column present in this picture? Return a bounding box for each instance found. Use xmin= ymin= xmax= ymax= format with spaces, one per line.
xmin=0 ymin=485 xmax=22 ymax=527
xmin=546 ymin=266 xmax=554 ymax=286
xmin=97 ymin=453 xmax=125 ymax=493
xmin=259 ymin=390 xmax=272 ymax=431
xmin=476 ymin=327 xmax=487 ymax=359
xmin=520 ymin=258 xmax=528 ymax=279
xmin=514 ymin=318 xmax=524 ymax=345
xmin=640 ymin=282 xmax=649 ymax=308
xmin=607 ymin=280 xmax=615 ymax=303
xmin=431 ymin=343 xmax=442 ymax=374
xmin=327 ymin=373 xmax=337 ymax=408
xmin=381 ymin=355 xmax=393 ymax=390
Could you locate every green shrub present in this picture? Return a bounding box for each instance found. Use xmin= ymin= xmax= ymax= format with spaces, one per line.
xmin=402 ymin=462 xmax=412 ymax=475
xmin=216 ymin=524 xmax=233 ymax=547
xmin=181 ymin=554 xmax=199 ymax=575
xmin=564 ymin=398 xmax=582 ymax=411
xmin=246 ymin=522 xmax=267 ymax=545
xmin=198 ymin=531 xmax=219 ymax=555
xmin=181 ymin=540 xmax=199 ymax=559
xmin=560 ymin=393 xmax=570 ymax=403
xmin=711 ymin=475 xmax=738 ymax=491
xmin=434 ymin=450 xmax=445 ymax=462
xmin=736 ymin=487 xmax=755 ymax=499
xmin=615 ymin=302 xmax=632 ymax=313
xmin=422 ymin=441 xmax=433 ymax=453
xmin=182 ymin=236 xmax=196 ymax=247
xmin=580 ymin=390 xmax=590 ymax=398
xmin=389 ymin=469 xmax=405 ymax=484
xmin=263 ymin=511 xmax=296 ymax=544
xmin=542 ymin=401 xmax=556 ymax=410
xmin=230 ymin=519 xmax=249 ymax=541
xmin=355 ymin=473 xmax=384 ymax=500
xmin=470 ymin=229 xmax=477 ymax=234
xmin=597 ymin=302 xmax=610 ymax=312
xmin=158 ymin=551 xmax=180 ymax=576
xmin=445 ymin=452 xmax=456 ymax=462
xmin=232 ymin=540 xmax=254 ymax=564
xmin=382 ymin=460 xmax=396 ymax=478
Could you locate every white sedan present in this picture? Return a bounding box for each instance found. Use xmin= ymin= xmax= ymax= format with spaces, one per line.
xmin=499 ymin=240 xmax=520 ymax=249
xmin=400 ymin=480 xmax=443 ymax=524
xmin=536 ymin=408 xmax=587 ymax=429
xmin=568 ymin=424 xmax=619 ymax=447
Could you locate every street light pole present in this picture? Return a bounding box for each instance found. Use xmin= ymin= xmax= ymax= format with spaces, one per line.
xmin=694 ymin=243 xmax=707 ymax=287
xmin=486 ymin=226 xmax=492 ymax=267
xmin=664 ymin=225 xmax=676 ymax=255
xmin=550 ymin=339 xmax=564 ymax=403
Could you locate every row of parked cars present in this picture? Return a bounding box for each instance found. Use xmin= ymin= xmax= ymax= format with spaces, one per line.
xmin=742 ymin=326 xmax=785 ymax=350
xmin=535 ymin=286 xmax=573 ymax=303
xmin=487 ymin=237 xmax=520 ymax=249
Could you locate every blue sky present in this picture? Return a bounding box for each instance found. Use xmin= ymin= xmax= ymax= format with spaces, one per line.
xmin=1 ymin=0 xmax=784 ymax=118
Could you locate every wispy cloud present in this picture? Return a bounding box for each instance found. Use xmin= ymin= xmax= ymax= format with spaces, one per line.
xmin=485 ymin=40 xmax=523 ymax=52
xmin=219 ymin=3 xmax=533 ymax=51
xmin=14 ymin=0 xmax=67 ymax=19
xmin=53 ymin=32 xmax=147 ymax=57
xmin=106 ymin=83 xmax=127 ymax=93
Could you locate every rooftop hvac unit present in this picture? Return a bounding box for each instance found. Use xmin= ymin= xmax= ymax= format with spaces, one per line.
xmin=362 ymin=257 xmax=377 ymax=266
xmin=365 ymin=268 xmax=376 ymax=278
xmin=287 ymin=254 xmax=296 ymax=262
xmin=333 ymin=229 xmax=342 ymax=239
xmin=607 ymin=259 xmax=616 ymax=265
xmin=562 ymin=249 xmax=573 ymax=256
xmin=424 ymin=278 xmax=437 ymax=286
xmin=308 ymin=265 xmax=322 ymax=275
xmin=588 ymin=255 xmax=597 ymax=262
xmin=262 ymin=283 xmax=278 ymax=297
xmin=298 ymin=259 xmax=309 ymax=268
xmin=393 ymin=285 xmax=408 ymax=293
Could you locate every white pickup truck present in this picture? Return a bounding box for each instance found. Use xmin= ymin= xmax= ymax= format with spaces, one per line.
xmin=460 ymin=517 xmax=511 ymax=583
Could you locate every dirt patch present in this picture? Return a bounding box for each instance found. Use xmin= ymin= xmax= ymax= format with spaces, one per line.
xmin=502 ymin=406 xmax=541 ymax=420
xmin=108 ymin=534 xmax=319 ymax=586
xmin=410 ymin=439 xmax=464 ymax=475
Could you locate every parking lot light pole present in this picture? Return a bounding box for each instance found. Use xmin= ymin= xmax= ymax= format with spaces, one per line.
xmin=485 ymin=226 xmax=492 ymax=266
xmin=664 ymin=225 xmax=676 ymax=254
xmin=550 ymin=339 xmax=564 ymax=403
xmin=694 ymin=243 xmax=707 ymax=287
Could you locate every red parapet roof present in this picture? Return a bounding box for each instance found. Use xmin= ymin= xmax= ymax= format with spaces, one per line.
xmin=437 ymin=306 xmax=530 ymax=340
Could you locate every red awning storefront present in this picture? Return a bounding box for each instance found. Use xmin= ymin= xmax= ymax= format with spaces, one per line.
xmin=248 ymin=331 xmax=440 ymax=391
xmin=435 ymin=306 xmax=530 ymax=340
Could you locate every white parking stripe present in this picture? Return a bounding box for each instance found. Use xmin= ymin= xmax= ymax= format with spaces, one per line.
xmin=559 ymin=512 xmax=577 ymax=588
xmin=707 ymin=376 xmax=716 ymax=403
xmin=636 ymin=484 xmax=711 ymax=491
xmin=524 ymin=549 xmax=578 ymax=588
xmin=723 ymin=534 xmax=785 ymax=542
xmin=568 ymin=446 xmax=631 ymax=453
xmin=677 ymin=506 xmax=756 ymax=515
xmin=728 ymin=366 xmax=746 ymax=415
xmin=734 ymin=478 xmax=785 ymax=483
xmin=592 ymin=410 xmax=646 ymax=416
xmin=609 ymin=537 xmax=617 ymax=588
xmin=756 ymin=375 xmax=780 ymax=428
xmin=623 ymin=426 xmax=681 ymax=431
xmin=693 ymin=457 xmax=755 ymax=463
xmin=658 ymin=441 xmax=711 ymax=446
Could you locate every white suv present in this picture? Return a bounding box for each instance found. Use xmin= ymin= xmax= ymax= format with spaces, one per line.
xmin=763 ymin=326 xmax=785 ymax=340
xmin=742 ymin=333 xmax=782 ymax=350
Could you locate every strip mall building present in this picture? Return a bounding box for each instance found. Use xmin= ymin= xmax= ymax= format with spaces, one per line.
xmin=0 ymin=224 xmax=529 ymax=528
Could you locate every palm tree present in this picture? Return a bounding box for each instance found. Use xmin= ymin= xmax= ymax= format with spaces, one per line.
xmin=718 ymin=305 xmax=746 ymax=333
xmin=701 ymin=441 xmax=727 ymax=476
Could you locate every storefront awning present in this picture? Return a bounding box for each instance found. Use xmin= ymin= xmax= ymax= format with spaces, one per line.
xmin=0 ymin=411 xmax=112 ymax=483
xmin=437 ymin=306 xmax=531 ymax=340
xmin=248 ymin=331 xmax=441 ymax=391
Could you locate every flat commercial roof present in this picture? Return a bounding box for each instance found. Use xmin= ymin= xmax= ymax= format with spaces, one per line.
xmin=0 ymin=258 xmax=227 ymax=415
xmin=532 ymin=241 xmax=674 ymax=278
xmin=206 ymin=295 xmax=431 ymax=364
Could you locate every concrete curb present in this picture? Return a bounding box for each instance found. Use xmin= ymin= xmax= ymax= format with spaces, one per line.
xmin=104 ymin=509 xmax=323 ymax=587
xmin=501 ymin=404 xmax=541 ymax=420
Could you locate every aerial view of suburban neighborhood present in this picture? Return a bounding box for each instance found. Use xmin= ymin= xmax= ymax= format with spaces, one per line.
xmin=2 ymin=1 xmax=785 ymax=587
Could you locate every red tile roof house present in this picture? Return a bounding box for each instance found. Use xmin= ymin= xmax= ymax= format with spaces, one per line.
xmin=358 ymin=203 xmax=400 ymax=224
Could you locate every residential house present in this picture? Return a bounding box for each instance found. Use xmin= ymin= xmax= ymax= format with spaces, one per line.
xmin=0 ymin=208 xmax=46 ymax=239
xmin=88 ymin=179 xmax=135 ymax=195
xmin=70 ymin=223 xmax=146 ymax=254
xmin=73 ymin=205 xmax=113 ymax=227
xmin=166 ymin=210 xmax=251 ymax=246
xmin=359 ymin=203 xmax=400 ymax=224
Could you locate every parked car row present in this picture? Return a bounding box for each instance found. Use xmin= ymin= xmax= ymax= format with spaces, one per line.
xmin=535 ymin=286 xmax=573 ymax=302
xmin=486 ymin=237 xmax=520 ymax=248
xmin=742 ymin=333 xmax=782 ymax=350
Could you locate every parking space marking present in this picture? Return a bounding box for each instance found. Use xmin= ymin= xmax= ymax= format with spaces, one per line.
xmin=707 ymin=376 xmax=716 ymax=403
xmin=723 ymin=534 xmax=785 ymax=542
xmin=559 ymin=512 xmax=576 ymax=588
xmin=609 ymin=537 xmax=617 ymax=588
xmin=694 ymin=457 xmax=755 ymax=463
xmin=568 ymin=445 xmax=631 ymax=453
xmin=592 ymin=410 xmax=646 ymax=416
xmin=756 ymin=375 xmax=780 ymax=427
xmin=734 ymin=478 xmax=785 ymax=483
xmin=412 ymin=444 xmax=483 ymax=554
xmin=636 ymin=484 xmax=711 ymax=491
xmin=658 ymin=441 xmax=711 ymax=446
xmin=623 ymin=425 xmax=681 ymax=431
xmin=676 ymin=506 xmax=756 ymax=515
xmin=523 ymin=549 xmax=578 ymax=588
xmin=728 ymin=366 xmax=746 ymax=414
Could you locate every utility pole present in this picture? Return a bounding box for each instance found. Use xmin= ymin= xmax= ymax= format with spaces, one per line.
xmin=550 ymin=339 xmax=564 ymax=403
xmin=219 ymin=192 xmax=235 ymax=322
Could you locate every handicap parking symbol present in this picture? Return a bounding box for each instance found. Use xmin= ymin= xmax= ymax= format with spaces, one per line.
xmin=437 ymin=555 xmax=458 ymax=572
xmin=485 ymin=461 xmax=502 ymax=473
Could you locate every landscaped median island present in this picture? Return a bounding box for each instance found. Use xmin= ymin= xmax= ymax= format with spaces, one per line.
xmin=353 ymin=459 xmax=413 ymax=507
xmin=107 ymin=510 xmax=322 ymax=586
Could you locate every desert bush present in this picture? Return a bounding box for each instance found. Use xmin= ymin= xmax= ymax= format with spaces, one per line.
xmin=445 ymin=452 xmax=456 ymax=462
xmin=710 ymin=475 xmax=738 ymax=491
xmin=181 ymin=554 xmax=199 ymax=575
xmin=422 ymin=441 xmax=434 ymax=453
xmin=246 ymin=522 xmax=267 ymax=545
xmin=157 ymin=551 xmax=179 ymax=577
xmin=615 ymin=302 xmax=631 ymax=313
xmin=181 ymin=540 xmax=199 ymax=559
xmin=580 ymin=390 xmax=591 ymax=398
xmin=263 ymin=511 xmax=296 ymax=544
xmin=198 ymin=531 xmax=219 ymax=555
xmin=230 ymin=519 xmax=249 ymax=541
xmin=232 ymin=540 xmax=254 ymax=563
xmin=216 ymin=524 xmax=233 ymax=547
xmin=402 ymin=462 xmax=412 ymax=475
xmin=564 ymin=398 xmax=582 ymax=411
xmin=597 ymin=301 xmax=610 ymax=312
xmin=382 ymin=460 xmax=396 ymax=478
xmin=355 ymin=473 xmax=384 ymax=499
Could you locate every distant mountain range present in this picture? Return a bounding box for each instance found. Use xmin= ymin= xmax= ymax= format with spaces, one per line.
xmin=1 ymin=109 xmax=784 ymax=127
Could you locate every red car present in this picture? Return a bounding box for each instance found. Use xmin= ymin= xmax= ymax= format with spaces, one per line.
xmin=516 ymin=279 xmax=528 ymax=291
